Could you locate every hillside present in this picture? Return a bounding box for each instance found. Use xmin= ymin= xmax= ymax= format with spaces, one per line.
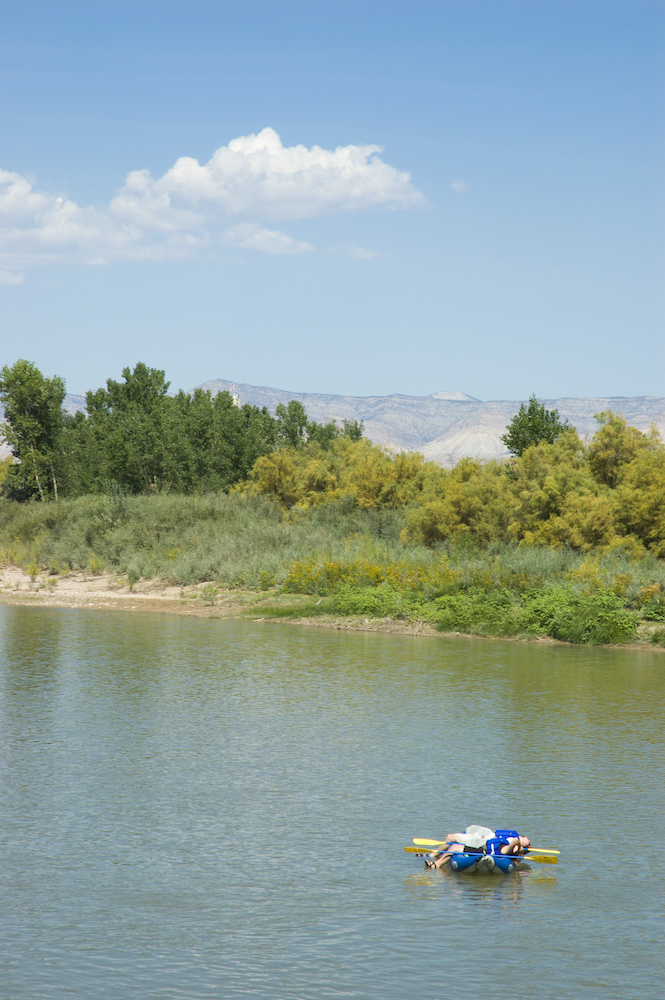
xmin=4 ymin=382 xmax=663 ymax=465
xmin=196 ymin=379 xmax=665 ymax=463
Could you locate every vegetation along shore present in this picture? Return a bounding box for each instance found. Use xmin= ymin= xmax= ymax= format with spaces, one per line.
xmin=1 ymin=360 xmax=665 ymax=648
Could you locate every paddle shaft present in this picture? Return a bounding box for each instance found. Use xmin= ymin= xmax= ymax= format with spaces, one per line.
xmin=413 ymin=838 xmax=559 ymax=855
xmin=404 ymin=847 xmax=557 ymax=864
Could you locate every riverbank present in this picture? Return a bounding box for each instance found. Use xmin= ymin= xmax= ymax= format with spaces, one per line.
xmin=2 ymin=565 xmax=664 ymax=650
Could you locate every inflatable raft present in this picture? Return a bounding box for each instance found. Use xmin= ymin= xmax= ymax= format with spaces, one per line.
xmin=448 ymin=852 xmax=520 ymax=875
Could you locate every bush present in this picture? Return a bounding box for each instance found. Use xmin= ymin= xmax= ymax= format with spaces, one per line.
xmin=517 ymin=586 xmax=578 ymax=636
xmin=427 ymin=585 xmax=639 ymax=645
xmin=0 ymin=493 xmax=658 ymax=646
xmin=429 ymin=588 xmax=521 ymax=636
xmin=326 ymin=583 xmax=420 ymax=619
xmin=544 ymin=589 xmax=638 ymax=645
xmin=641 ymin=597 xmax=665 ymax=621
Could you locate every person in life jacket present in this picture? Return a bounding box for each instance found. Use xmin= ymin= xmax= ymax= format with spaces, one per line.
xmin=486 ymin=829 xmax=531 ymax=857
xmin=424 ymin=825 xmax=531 ymax=869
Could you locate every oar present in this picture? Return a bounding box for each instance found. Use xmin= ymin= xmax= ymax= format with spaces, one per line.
xmin=404 ymin=847 xmax=465 ymax=857
xmin=514 ymin=854 xmax=556 ymax=864
xmin=404 ymin=847 xmax=557 ymax=864
xmin=413 ymin=839 xmax=560 ymax=855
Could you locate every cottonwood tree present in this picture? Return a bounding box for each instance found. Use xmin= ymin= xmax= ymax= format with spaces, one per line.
xmin=0 ymin=359 xmax=66 ymax=500
xmin=84 ymin=362 xmax=172 ymax=493
xmin=501 ymin=394 xmax=570 ymax=457
xmin=276 ymin=400 xmax=364 ymax=450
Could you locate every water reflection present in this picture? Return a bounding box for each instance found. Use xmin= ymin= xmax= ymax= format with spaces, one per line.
xmin=0 ymin=607 xmax=662 ymax=1000
xmin=403 ymin=861 xmax=556 ymax=906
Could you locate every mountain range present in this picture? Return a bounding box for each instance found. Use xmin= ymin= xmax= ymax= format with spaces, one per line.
xmin=195 ymin=380 xmax=665 ymax=464
xmin=5 ymin=381 xmax=664 ymax=465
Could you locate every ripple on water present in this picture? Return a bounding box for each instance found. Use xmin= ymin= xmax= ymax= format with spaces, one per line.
xmin=0 ymin=607 xmax=663 ymax=999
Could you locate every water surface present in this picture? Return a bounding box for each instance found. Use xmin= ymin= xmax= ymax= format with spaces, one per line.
xmin=0 ymin=606 xmax=662 ymax=999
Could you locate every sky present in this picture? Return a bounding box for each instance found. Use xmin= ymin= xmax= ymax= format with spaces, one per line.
xmin=0 ymin=0 xmax=663 ymax=401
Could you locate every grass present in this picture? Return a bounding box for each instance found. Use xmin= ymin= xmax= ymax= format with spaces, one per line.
xmin=1 ymin=494 xmax=664 ymax=645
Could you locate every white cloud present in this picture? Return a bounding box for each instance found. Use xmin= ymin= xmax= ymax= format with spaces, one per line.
xmin=346 ymin=245 xmax=377 ymax=260
xmin=112 ymin=127 xmax=422 ymax=223
xmin=0 ymin=268 xmax=25 ymax=285
xmin=330 ymin=243 xmax=378 ymax=260
xmin=450 ymin=180 xmax=469 ymax=193
xmin=223 ymin=223 xmax=312 ymax=255
xmin=0 ymin=129 xmax=422 ymax=273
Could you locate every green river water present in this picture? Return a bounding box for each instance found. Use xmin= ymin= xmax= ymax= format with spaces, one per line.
xmin=0 ymin=605 xmax=662 ymax=999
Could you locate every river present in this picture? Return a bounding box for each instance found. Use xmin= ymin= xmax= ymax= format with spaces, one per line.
xmin=0 ymin=605 xmax=662 ymax=999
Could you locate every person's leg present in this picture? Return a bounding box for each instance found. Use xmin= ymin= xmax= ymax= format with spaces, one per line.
xmin=426 ymin=842 xmax=464 ymax=869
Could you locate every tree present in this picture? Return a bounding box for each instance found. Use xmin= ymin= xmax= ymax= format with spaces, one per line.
xmin=276 ymin=401 xmax=365 ymax=451
xmin=0 ymin=359 xmax=65 ymax=500
xmin=501 ymin=394 xmax=570 ymax=457
xmin=275 ymin=400 xmax=309 ymax=448
xmin=587 ymin=411 xmax=650 ymax=488
xmin=165 ymin=389 xmax=277 ymax=492
xmin=342 ymin=418 xmax=364 ymax=442
xmin=85 ymin=362 xmax=172 ymax=492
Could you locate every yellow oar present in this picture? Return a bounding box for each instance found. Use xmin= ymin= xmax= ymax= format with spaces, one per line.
xmin=413 ymin=838 xmax=560 ymax=855
xmin=404 ymin=847 xmax=557 ymax=864
xmin=413 ymin=839 xmax=452 ymax=847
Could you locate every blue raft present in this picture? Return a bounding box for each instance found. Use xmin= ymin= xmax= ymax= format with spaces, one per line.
xmin=448 ymin=852 xmax=519 ymax=875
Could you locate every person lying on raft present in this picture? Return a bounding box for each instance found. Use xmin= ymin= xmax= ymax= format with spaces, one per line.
xmin=425 ymin=825 xmax=531 ymax=869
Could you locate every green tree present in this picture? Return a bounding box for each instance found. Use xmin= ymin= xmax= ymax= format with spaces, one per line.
xmin=587 ymin=411 xmax=650 ymax=488
xmin=84 ymin=363 xmax=172 ymax=493
xmin=276 ymin=400 xmax=309 ymax=449
xmin=307 ymin=419 xmax=340 ymax=450
xmin=165 ymin=389 xmax=277 ymax=491
xmin=342 ymin=418 xmax=364 ymax=442
xmin=0 ymin=359 xmax=66 ymax=500
xmin=276 ymin=401 xmax=364 ymax=451
xmin=501 ymin=394 xmax=570 ymax=457
xmin=0 ymin=455 xmax=14 ymax=487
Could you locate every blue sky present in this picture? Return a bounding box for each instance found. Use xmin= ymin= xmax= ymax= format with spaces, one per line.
xmin=0 ymin=0 xmax=662 ymax=400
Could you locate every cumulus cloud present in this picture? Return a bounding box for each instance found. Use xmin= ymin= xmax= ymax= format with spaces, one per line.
xmin=0 ymin=129 xmax=422 ymax=272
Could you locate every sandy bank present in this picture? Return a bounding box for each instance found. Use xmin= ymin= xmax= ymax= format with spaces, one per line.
xmin=0 ymin=565 xmax=663 ymax=650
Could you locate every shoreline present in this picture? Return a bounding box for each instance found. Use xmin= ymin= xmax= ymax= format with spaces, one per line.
xmin=1 ymin=566 xmax=663 ymax=652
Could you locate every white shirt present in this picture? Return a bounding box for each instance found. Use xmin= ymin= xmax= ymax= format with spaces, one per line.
xmin=451 ymin=825 xmax=495 ymax=849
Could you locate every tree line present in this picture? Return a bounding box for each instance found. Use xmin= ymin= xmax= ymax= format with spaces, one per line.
xmin=244 ymin=406 xmax=665 ymax=556
xmin=2 ymin=359 xmax=663 ymax=560
xmin=0 ymin=360 xmax=363 ymax=501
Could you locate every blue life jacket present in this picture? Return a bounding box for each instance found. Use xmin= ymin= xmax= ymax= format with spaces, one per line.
xmin=486 ymin=829 xmax=520 ymax=855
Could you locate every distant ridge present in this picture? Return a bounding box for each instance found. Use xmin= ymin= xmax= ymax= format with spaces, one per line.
xmin=4 ymin=383 xmax=662 ymax=465
xmin=195 ymin=379 xmax=665 ymax=464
